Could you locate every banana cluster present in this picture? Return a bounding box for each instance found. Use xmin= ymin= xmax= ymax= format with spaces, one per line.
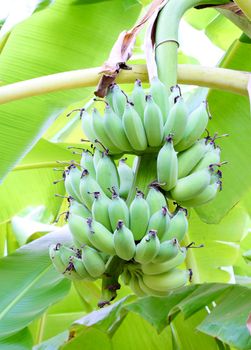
xmin=50 ymin=149 xmax=191 ymax=295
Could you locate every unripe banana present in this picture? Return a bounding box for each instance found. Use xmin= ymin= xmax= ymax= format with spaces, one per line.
xmin=64 ymin=165 xmax=82 ymax=203
xmin=144 ymin=95 xmax=164 ymax=147
xmin=68 ymin=212 xmax=93 ymax=246
xmin=96 ymin=152 xmax=120 ymax=197
xmin=152 ymin=238 xmax=179 ymax=264
xmin=146 ymin=185 xmax=167 ymax=216
xmin=161 ymin=208 xmax=188 ymax=242
xmin=71 ymin=256 xmax=93 ymax=279
xmin=80 ymin=150 xmax=96 ymax=179
xmin=104 ymin=105 xmax=133 ymax=152
xmin=81 ymin=109 xmax=100 ymax=148
xmin=157 ymin=135 xmax=178 ymax=191
xmin=150 ymin=77 xmax=169 ymax=123
xmin=93 ymin=148 xmax=102 ymax=171
xmin=193 ymin=145 xmax=221 ymax=172
xmin=108 ymin=189 xmax=129 ymax=231
xmin=91 ymin=108 xmax=122 ymax=154
xmin=179 ymin=180 xmax=221 ymax=207
xmin=69 ymin=199 xmax=91 ymax=218
xmin=118 ymin=158 xmax=134 ymax=199
xmin=143 ymin=268 xmax=189 ymax=292
xmin=105 ymin=84 xmax=114 ymax=108
xmin=49 ymin=245 xmax=81 ymax=280
xmin=131 ymin=79 xmax=145 ymax=121
xmin=81 ymin=245 xmax=106 ymax=278
xmin=147 ymin=207 xmax=170 ymax=241
xmin=134 ymin=230 xmax=160 ymax=264
xmin=129 ymin=273 xmax=146 ymax=297
xmin=129 ymin=190 xmax=150 ymax=240
xmin=141 ymin=247 xmax=187 ymax=275
xmin=79 ymin=169 xmax=103 ymax=210
xmin=122 ymin=102 xmax=147 ymax=151
xmin=58 ymin=244 xmax=77 ymax=266
xmin=177 ymin=138 xmax=209 ymax=178
xmin=121 ymin=267 xmax=132 ymax=285
xmin=86 ymin=218 xmax=115 ymax=255
xmin=163 ymin=96 xmax=188 ymax=145
xmin=111 ymin=83 xmax=127 ymax=118
xmin=175 ymin=101 xmax=209 ymax=152
xmin=92 ymin=191 xmax=112 ymax=230
xmin=113 ymin=220 xmax=136 ymax=261
xmin=169 ymin=167 xmax=213 ymax=202
xmin=137 ymin=274 xmax=169 ymax=297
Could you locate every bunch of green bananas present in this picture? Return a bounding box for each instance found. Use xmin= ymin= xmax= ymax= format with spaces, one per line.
xmin=81 ymin=80 xmax=224 ymax=206
xmin=50 ymin=148 xmax=191 ymax=294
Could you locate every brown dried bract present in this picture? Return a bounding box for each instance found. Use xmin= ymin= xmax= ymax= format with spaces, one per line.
xmin=95 ymin=0 xmax=167 ymax=97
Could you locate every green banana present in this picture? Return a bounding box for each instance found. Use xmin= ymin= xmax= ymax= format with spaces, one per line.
xmin=163 ymin=96 xmax=188 ymax=145
xmin=49 ymin=245 xmax=81 ymax=280
xmin=68 ymin=212 xmax=93 ymax=246
xmin=142 ymin=268 xmax=189 ymax=292
xmin=80 ymin=150 xmax=96 ymax=178
xmin=175 ymin=101 xmax=209 ymax=152
xmin=161 ymin=208 xmax=188 ymax=242
xmin=137 ymin=274 xmax=169 ymax=297
xmin=81 ymin=245 xmax=106 ymax=278
xmin=108 ymin=189 xmax=129 ymax=231
xmin=131 ymin=79 xmax=145 ymax=121
xmin=58 ymin=244 xmax=77 ymax=265
xmin=113 ymin=220 xmax=136 ymax=261
xmin=79 ymin=169 xmax=103 ymax=210
xmin=129 ymin=190 xmax=150 ymax=240
xmin=64 ymin=165 xmax=82 ymax=202
xmin=91 ymin=108 xmax=122 ymax=154
xmin=147 ymin=207 xmax=170 ymax=241
xmin=122 ymin=102 xmax=147 ymax=151
xmin=170 ymin=167 xmax=213 ymax=202
xmin=69 ymin=199 xmax=91 ymax=218
xmin=144 ymin=95 xmax=164 ymax=147
xmin=92 ymin=191 xmax=112 ymax=230
xmin=104 ymin=105 xmax=133 ymax=152
xmin=157 ymin=135 xmax=178 ymax=191
xmin=152 ymin=238 xmax=179 ymax=264
xmin=96 ymin=152 xmax=120 ymax=197
xmin=81 ymin=109 xmax=98 ymax=146
xmin=121 ymin=267 xmax=132 ymax=285
xmin=179 ymin=180 xmax=221 ymax=207
xmin=118 ymin=158 xmax=134 ymax=199
xmin=111 ymin=83 xmax=127 ymax=118
xmin=193 ymin=144 xmax=221 ymax=172
xmin=71 ymin=256 xmax=93 ymax=279
xmin=146 ymin=185 xmax=167 ymax=216
xmin=105 ymin=84 xmax=114 ymax=108
xmin=93 ymin=148 xmax=102 ymax=171
xmin=141 ymin=247 xmax=187 ymax=275
xmin=150 ymin=77 xmax=169 ymax=123
xmin=134 ymin=230 xmax=160 ymax=264
xmin=129 ymin=273 xmax=146 ymax=297
xmin=177 ymin=138 xmax=210 ymax=178
xmin=86 ymin=218 xmax=115 ymax=255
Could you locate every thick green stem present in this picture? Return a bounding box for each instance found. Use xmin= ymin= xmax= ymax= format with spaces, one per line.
xmin=98 ymin=256 xmax=125 ymax=308
xmin=155 ymin=0 xmax=231 ymax=90
xmin=126 ymin=154 xmax=157 ymax=205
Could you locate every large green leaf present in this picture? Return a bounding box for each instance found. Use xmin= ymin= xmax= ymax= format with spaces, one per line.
xmin=0 ymin=0 xmax=141 ymax=181
xmin=0 ymin=227 xmax=72 ymax=339
xmin=0 ymin=139 xmax=79 ymax=223
xmin=63 ymin=283 xmax=251 ymax=350
xmin=0 ymin=328 xmax=33 ymax=350
xmin=195 ymin=37 xmax=251 ymax=223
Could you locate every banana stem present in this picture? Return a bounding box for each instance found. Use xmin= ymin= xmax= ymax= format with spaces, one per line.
xmin=155 ymin=0 xmax=231 ymax=90
xmin=126 ymin=154 xmax=157 ymax=206
xmin=98 ymin=256 xmax=125 ymax=308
